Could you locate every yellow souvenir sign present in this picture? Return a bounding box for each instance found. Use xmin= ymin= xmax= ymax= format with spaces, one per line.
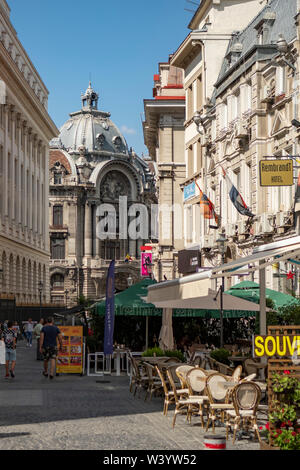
xmin=259 ymin=159 xmax=294 ymax=186
xmin=253 ymin=335 xmax=300 ymax=358
xmin=56 ymin=326 xmax=83 ymax=374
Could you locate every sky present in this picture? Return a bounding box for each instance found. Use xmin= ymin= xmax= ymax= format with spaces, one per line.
xmin=10 ymin=0 xmax=195 ymax=157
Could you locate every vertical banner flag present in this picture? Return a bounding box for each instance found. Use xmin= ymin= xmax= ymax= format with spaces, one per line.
xmin=195 ymin=180 xmax=219 ymax=226
xmin=141 ymin=252 xmax=153 ymax=277
xmin=222 ymin=167 xmax=254 ymax=217
xmin=104 ymin=260 xmax=115 ymax=356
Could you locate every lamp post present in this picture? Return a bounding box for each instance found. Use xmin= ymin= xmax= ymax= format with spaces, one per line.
xmin=65 ymin=289 xmax=69 ymax=309
xmin=217 ymin=233 xmax=227 ymax=349
xmin=38 ymin=281 xmax=43 ymax=317
xmin=127 ymin=275 xmax=133 ymax=288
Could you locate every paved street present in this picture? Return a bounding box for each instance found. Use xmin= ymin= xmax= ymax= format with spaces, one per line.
xmin=0 ymin=340 xmax=261 ymax=451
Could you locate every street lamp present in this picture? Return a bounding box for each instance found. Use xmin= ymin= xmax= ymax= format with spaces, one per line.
xmin=216 ymin=233 xmax=228 ymax=349
xmin=127 ymin=275 xmax=133 ymax=288
xmin=38 ymin=281 xmax=43 ymax=317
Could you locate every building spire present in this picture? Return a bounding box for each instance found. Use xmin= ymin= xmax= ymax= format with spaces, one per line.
xmin=81 ymin=82 xmax=99 ymax=111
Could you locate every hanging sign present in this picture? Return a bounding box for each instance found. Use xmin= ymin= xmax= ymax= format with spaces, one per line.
xmin=104 ymin=260 xmax=115 ymax=356
xmin=56 ymin=326 xmax=83 ymax=374
xmin=259 ymin=159 xmax=294 ymax=186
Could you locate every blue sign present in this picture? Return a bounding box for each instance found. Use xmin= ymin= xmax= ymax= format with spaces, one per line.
xmin=104 ymin=260 xmax=115 ymax=356
xmin=184 ymin=182 xmax=196 ymax=201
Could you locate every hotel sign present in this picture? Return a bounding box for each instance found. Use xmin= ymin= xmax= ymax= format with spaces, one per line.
xmin=184 ymin=182 xmax=196 ymax=201
xmin=259 ymin=159 xmax=294 ymax=187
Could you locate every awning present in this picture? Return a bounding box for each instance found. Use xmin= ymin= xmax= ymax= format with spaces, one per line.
xmin=147 ymin=236 xmax=300 ymax=305
xmin=149 ymin=289 xmax=267 ymax=318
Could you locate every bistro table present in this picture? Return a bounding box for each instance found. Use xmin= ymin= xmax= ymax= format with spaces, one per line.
xmin=113 ymin=348 xmax=128 ymax=376
xmin=229 ymin=356 xmax=248 ymax=367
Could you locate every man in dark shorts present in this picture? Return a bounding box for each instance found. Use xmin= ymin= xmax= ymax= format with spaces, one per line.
xmin=39 ymin=317 xmax=63 ymax=379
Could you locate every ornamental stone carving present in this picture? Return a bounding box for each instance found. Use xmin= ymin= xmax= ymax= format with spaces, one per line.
xmin=100 ymin=171 xmax=131 ymax=200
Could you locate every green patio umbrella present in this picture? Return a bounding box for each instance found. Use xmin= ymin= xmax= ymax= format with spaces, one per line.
xmin=226 ymin=281 xmax=299 ymax=310
xmin=95 ymin=278 xmax=163 ymax=317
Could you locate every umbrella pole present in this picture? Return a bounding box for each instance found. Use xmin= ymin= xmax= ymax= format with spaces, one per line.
xmin=146 ymin=317 xmax=149 ymax=350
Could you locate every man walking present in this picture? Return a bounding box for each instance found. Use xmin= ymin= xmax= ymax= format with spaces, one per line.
xmin=39 ymin=317 xmax=63 ymax=379
xmin=2 ymin=321 xmax=17 ymax=378
xmin=34 ymin=318 xmax=44 ymax=360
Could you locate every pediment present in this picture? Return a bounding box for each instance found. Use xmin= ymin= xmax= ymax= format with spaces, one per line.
xmin=271 ymin=110 xmax=289 ymax=136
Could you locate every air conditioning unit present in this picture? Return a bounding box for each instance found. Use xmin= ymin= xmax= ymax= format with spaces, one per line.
xmin=234 ymin=120 xmax=248 ymax=139
xmin=258 ymin=213 xmax=274 ymax=234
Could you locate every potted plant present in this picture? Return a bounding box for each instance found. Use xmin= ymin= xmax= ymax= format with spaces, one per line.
xmin=261 ymin=371 xmax=300 ymax=450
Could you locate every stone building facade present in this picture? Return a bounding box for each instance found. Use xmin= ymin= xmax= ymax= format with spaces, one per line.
xmin=49 ymin=84 xmax=156 ymax=306
xmin=0 ymin=0 xmax=58 ymax=304
xmin=143 ymin=59 xmax=186 ymax=281
xmin=170 ymin=0 xmax=300 ymax=294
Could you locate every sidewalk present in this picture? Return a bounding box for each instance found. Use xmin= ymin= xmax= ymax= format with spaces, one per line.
xmin=0 ymin=340 xmax=261 ymax=450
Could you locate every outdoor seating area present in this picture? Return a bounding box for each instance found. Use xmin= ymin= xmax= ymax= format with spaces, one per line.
xmin=127 ymin=351 xmax=269 ymax=445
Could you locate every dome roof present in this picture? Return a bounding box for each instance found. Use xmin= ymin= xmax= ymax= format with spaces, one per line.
xmin=52 ymin=84 xmax=129 ymax=156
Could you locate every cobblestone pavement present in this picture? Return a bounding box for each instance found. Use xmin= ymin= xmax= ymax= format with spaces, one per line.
xmin=0 ymin=341 xmax=263 ymax=450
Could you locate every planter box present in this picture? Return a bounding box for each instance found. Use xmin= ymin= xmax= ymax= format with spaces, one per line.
xmin=260 ymin=440 xmax=280 ymax=451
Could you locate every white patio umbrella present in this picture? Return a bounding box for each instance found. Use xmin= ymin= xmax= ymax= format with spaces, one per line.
xmin=158 ymin=308 xmax=174 ymax=351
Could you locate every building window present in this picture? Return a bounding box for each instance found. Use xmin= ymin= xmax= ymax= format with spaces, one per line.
xmin=101 ymin=241 xmax=121 ymax=260
xmin=51 ymin=273 xmax=64 ymax=291
xmin=54 ymin=172 xmax=62 ymax=184
xmin=50 ymin=236 xmax=65 ymax=259
xmin=53 ymin=205 xmax=63 ymax=227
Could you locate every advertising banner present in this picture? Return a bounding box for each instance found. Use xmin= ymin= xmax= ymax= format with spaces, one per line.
xmin=56 ymin=326 xmax=83 ymax=374
xmin=141 ymin=252 xmax=152 ymax=277
xmin=104 ymin=260 xmax=115 ymax=356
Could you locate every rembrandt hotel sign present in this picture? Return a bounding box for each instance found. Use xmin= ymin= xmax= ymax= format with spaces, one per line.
xmin=259 ymin=159 xmax=294 ymax=187
xmin=253 ymin=335 xmax=300 ymax=359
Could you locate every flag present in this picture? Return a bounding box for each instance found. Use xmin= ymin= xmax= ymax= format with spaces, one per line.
xmin=294 ymin=171 xmax=300 ymax=213
xmin=103 ymin=260 xmax=115 ymax=356
xmin=195 ymin=180 xmax=219 ymax=226
xmin=222 ymin=167 xmax=254 ymax=218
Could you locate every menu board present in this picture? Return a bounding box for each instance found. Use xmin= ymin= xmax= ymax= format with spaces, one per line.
xmin=56 ymin=326 xmax=83 ymax=374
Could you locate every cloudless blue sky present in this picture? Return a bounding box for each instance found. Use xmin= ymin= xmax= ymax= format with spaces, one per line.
xmin=10 ymin=0 xmax=194 ymax=156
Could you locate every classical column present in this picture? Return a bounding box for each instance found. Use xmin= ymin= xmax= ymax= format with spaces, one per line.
xmin=84 ymin=202 xmax=93 ymax=257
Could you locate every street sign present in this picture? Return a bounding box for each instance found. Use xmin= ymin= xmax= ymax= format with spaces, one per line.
xmin=259 ymin=159 xmax=294 ymax=187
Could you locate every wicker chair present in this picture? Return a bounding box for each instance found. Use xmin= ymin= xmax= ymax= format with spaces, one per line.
xmin=240 ymin=373 xmax=257 ymax=383
xmin=205 ymin=373 xmax=234 ymax=433
xmin=231 ymin=365 xmax=242 ymax=382
xmin=185 ymin=368 xmax=210 ymax=427
xmin=128 ymin=356 xmax=149 ymax=398
xmin=225 ymin=382 xmax=262 ymax=444
xmin=166 ymin=369 xmax=206 ymax=428
xmin=176 ymin=365 xmax=194 ymax=389
xmin=143 ymin=362 xmax=163 ymax=401
xmin=155 ymin=366 xmax=189 ymax=416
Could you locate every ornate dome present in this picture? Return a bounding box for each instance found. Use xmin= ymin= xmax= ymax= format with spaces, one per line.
xmin=51 ymin=83 xmax=129 ymax=157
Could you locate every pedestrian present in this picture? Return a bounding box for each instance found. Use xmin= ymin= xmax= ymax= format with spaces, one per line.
xmin=34 ymin=318 xmax=44 ymax=360
xmin=2 ymin=320 xmax=17 ymax=378
xmin=25 ymin=318 xmax=34 ymax=347
xmin=39 ymin=317 xmax=63 ymax=380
